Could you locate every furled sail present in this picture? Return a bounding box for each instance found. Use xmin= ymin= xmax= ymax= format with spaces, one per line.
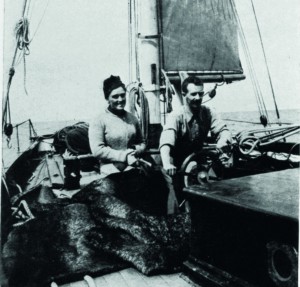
xmin=160 ymin=0 xmax=245 ymax=82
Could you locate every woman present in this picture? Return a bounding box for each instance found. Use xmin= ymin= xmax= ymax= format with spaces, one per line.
xmin=89 ymin=75 xmax=167 ymax=214
xmin=89 ymin=75 xmax=145 ymax=176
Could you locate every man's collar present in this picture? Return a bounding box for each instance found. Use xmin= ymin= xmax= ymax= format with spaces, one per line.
xmin=183 ymin=105 xmax=193 ymax=122
xmin=183 ymin=104 xmax=203 ymax=122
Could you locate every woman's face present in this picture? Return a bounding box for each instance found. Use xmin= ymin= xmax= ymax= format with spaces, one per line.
xmin=107 ymin=86 xmax=126 ymax=111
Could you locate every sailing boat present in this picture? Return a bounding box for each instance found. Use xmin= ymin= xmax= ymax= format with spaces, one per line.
xmin=1 ymin=0 xmax=299 ymax=286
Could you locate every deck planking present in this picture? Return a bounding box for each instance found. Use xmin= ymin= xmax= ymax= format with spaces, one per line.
xmin=59 ymin=268 xmax=196 ymax=287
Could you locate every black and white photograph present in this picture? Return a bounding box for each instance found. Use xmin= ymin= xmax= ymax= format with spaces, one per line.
xmin=1 ymin=0 xmax=299 ymax=286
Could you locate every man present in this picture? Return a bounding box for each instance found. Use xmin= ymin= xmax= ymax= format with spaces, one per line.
xmin=159 ymin=76 xmax=232 ymax=213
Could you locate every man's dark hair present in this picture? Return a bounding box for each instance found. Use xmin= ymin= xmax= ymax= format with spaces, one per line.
xmin=181 ymin=76 xmax=204 ymax=95
xmin=103 ymin=75 xmax=126 ymax=99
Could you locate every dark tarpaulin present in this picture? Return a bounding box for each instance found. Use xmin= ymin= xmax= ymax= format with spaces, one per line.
xmin=3 ymin=173 xmax=190 ymax=287
xmin=160 ymin=0 xmax=243 ymax=74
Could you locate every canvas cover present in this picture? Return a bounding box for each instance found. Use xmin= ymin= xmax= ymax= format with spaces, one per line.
xmin=161 ymin=0 xmax=243 ymax=74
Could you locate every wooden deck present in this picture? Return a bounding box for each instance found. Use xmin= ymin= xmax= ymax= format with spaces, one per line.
xmin=58 ymin=268 xmax=197 ymax=287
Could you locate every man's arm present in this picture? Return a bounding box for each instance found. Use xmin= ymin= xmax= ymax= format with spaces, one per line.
xmin=159 ymin=113 xmax=180 ymax=175
xmin=209 ymin=108 xmax=232 ymax=150
xmin=160 ymin=145 xmax=177 ymax=176
xmin=209 ymin=108 xmax=233 ymax=167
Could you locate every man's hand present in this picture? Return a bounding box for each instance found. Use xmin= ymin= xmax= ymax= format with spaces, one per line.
xmin=163 ymin=163 xmax=177 ymax=176
xmin=216 ymin=138 xmax=232 ymax=151
xmin=160 ymin=145 xmax=177 ymax=176
xmin=218 ymin=152 xmax=233 ymax=168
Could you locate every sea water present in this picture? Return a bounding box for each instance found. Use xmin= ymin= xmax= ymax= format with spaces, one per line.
xmin=2 ymin=109 xmax=299 ymax=170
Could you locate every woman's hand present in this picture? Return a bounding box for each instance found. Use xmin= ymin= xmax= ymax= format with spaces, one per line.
xmin=127 ymin=152 xmax=137 ymax=166
xmin=131 ymin=143 xmax=146 ymax=157
xmin=133 ymin=145 xmax=145 ymax=157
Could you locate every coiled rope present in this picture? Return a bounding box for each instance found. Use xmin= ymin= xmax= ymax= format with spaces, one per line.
xmin=15 ymin=18 xmax=30 ymax=55
xmin=127 ymin=82 xmax=150 ymax=145
xmin=161 ymin=69 xmax=179 ymax=123
xmin=236 ymin=125 xmax=300 ymax=155
xmin=3 ymin=0 xmax=29 ymax=135
xmin=15 ymin=12 xmax=31 ymax=97
xmin=3 ymin=0 xmax=49 ymax=146
xmin=2 ymin=0 xmax=29 ymax=148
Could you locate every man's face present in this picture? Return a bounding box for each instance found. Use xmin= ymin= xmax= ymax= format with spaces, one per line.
xmin=107 ymin=86 xmax=126 ymax=111
xmin=185 ymin=83 xmax=204 ymax=110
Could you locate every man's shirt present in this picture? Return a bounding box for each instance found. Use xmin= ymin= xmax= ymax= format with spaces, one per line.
xmin=159 ymin=105 xmax=231 ymax=166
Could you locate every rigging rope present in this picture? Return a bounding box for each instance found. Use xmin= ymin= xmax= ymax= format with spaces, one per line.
xmin=3 ymin=0 xmax=49 ymax=129
xmin=250 ymin=0 xmax=281 ymax=123
xmin=3 ymin=68 xmax=15 ymax=145
xmin=230 ymin=0 xmax=269 ymax=127
xmin=28 ymin=0 xmax=50 ymax=44
xmin=134 ymin=0 xmax=140 ymax=82
xmin=162 ymin=69 xmax=182 ymax=107
xmin=2 ymin=0 xmax=47 ymax=147
xmin=3 ymin=0 xmax=30 ymax=134
xmin=160 ymin=70 xmax=174 ymax=123
xmin=128 ymin=0 xmax=133 ymax=82
xmin=224 ymin=119 xmax=293 ymax=125
xmin=232 ymin=1 xmax=266 ymax=117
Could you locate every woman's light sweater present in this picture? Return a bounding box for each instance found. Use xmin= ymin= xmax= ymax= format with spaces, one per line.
xmin=89 ymin=108 xmax=145 ymax=175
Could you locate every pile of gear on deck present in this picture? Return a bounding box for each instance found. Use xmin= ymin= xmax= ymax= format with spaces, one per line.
xmin=2 ymin=123 xmax=191 ymax=287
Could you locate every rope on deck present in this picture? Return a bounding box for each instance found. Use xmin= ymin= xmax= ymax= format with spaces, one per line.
xmin=84 ymin=275 xmax=97 ymax=287
xmin=236 ymin=125 xmax=300 ymax=155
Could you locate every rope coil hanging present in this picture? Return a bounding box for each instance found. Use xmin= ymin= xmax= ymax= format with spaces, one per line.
xmin=15 ymin=18 xmax=30 ymax=54
xmin=127 ymin=83 xmax=150 ymax=145
xmin=2 ymin=0 xmax=30 ymax=136
xmin=3 ymin=0 xmax=49 ymax=134
xmin=161 ymin=69 xmax=176 ymax=124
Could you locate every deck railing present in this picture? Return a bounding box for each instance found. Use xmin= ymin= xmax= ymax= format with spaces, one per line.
xmin=2 ymin=119 xmax=38 ymax=170
xmin=13 ymin=119 xmax=37 ymax=153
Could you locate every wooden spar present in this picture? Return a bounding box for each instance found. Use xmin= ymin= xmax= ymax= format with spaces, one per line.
xmin=129 ymin=0 xmax=161 ymax=124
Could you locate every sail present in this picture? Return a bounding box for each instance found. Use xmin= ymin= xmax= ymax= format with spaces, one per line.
xmin=160 ymin=0 xmax=245 ymax=81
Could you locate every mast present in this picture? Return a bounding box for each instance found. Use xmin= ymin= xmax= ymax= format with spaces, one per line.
xmin=129 ymin=0 xmax=161 ymax=126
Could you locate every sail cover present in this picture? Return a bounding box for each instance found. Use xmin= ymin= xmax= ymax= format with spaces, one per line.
xmin=160 ymin=0 xmax=243 ymax=75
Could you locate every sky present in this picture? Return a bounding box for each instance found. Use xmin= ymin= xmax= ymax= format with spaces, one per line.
xmin=1 ymin=0 xmax=300 ymax=124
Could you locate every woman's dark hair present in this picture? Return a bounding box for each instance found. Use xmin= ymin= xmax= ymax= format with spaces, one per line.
xmin=181 ymin=76 xmax=204 ymax=95
xmin=103 ymin=75 xmax=126 ymax=99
